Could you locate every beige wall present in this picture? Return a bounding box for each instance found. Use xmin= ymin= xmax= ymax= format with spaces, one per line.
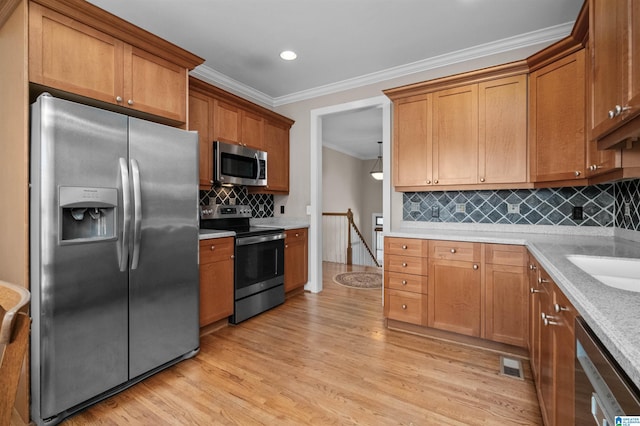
xmin=322 ymin=148 xmax=382 ymax=245
xmin=273 ymin=43 xmax=554 ymax=222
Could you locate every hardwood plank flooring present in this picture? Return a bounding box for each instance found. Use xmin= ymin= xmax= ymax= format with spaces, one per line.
xmin=61 ymin=262 xmax=542 ymax=425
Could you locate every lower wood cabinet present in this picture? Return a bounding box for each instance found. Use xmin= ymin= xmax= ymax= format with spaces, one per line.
xmin=528 ymin=256 xmax=576 ymax=426
xmin=428 ymin=240 xmax=482 ymax=337
xmin=284 ymin=228 xmax=308 ymax=292
xmin=484 ymin=244 xmax=528 ymax=347
xmin=199 ymin=237 xmax=234 ymax=327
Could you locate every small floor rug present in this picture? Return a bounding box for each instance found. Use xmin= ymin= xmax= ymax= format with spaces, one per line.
xmin=333 ymin=271 xmax=382 ymax=289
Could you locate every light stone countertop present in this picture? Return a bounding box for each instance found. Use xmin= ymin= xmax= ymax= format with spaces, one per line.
xmin=198 ymin=229 xmax=235 ymax=240
xmin=386 ymin=225 xmax=640 ymax=389
xmin=251 ymin=217 xmax=310 ymax=230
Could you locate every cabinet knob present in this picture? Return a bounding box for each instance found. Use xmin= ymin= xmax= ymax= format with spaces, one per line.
xmin=127 ymin=99 xmax=134 ymax=106
xmin=450 ymin=248 xmax=456 ymax=254
xmin=116 ymin=96 xmax=123 ymax=103
xmin=402 ymin=262 xmax=407 ymax=267
xmin=530 ymin=287 xmax=541 ymax=294
xmin=434 ymin=180 xmax=439 ymax=184
xmin=554 ymin=303 xmax=569 ymax=313
xmin=210 ymin=179 xmax=214 ymax=184
xmin=210 ymin=245 xmax=215 ymax=251
xmin=401 ymin=304 xmax=407 ymax=310
xmin=609 ymin=104 xmax=631 ymax=119
xmin=538 ymin=277 xmax=549 ymax=284
xmin=230 ymin=255 xmax=235 ymax=259
xmin=426 ymin=180 xmax=431 ymax=184
xmin=295 ymin=233 xmax=299 ymax=237
xmin=401 ymin=280 xmax=407 ymax=285
xmin=285 ymin=244 xmax=289 ymax=248
xmin=529 ymin=264 xmax=537 ymax=271
xmin=472 ymin=264 xmax=478 ymax=270
xmin=574 ymin=171 xmax=581 ymax=177
xmin=589 ymin=164 xmax=602 ymax=172
xmin=402 ymin=245 xmax=407 ymax=250
xmin=479 ymin=177 xmax=485 ymax=183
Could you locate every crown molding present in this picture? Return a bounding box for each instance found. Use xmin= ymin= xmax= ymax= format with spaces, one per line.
xmin=191 ymin=21 xmax=574 ymax=108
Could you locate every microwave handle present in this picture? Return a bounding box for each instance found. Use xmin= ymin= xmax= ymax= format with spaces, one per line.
xmin=255 ymin=152 xmax=261 ymax=181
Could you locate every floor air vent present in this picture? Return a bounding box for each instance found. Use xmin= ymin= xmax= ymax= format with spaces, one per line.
xmin=500 ymin=356 xmax=524 ymax=380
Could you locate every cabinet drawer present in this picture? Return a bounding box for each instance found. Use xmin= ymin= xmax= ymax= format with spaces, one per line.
xmin=285 ymin=228 xmax=307 ymax=244
xmin=385 ymin=237 xmax=427 ymax=257
xmin=385 ymin=271 xmax=427 ymax=294
xmin=429 ymin=240 xmax=480 ymax=262
xmin=485 ymin=244 xmax=526 ymax=266
xmin=385 ymin=254 xmax=428 ymax=275
xmin=199 ymin=237 xmax=234 ymax=264
xmin=386 ymin=289 xmax=426 ymax=325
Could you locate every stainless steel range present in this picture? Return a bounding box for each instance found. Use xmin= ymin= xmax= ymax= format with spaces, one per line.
xmin=200 ymin=204 xmax=285 ymax=323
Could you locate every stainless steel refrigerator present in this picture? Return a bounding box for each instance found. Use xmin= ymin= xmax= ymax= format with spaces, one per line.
xmin=29 ymin=94 xmax=200 ymax=425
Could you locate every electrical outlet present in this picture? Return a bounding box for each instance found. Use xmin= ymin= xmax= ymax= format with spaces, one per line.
xmin=455 ymin=203 xmax=466 ymax=213
xmin=280 ymin=205 xmax=285 ymax=214
xmin=572 ymin=206 xmax=583 ymax=220
xmin=410 ymin=202 xmax=420 ymax=212
xmin=431 ymin=206 xmax=439 ymax=218
xmin=507 ymin=203 xmax=520 ymax=214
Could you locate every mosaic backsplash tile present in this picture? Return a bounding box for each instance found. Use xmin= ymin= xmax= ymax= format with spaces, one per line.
xmin=199 ymin=186 xmax=274 ymax=218
xmin=615 ymin=179 xmax=640 ymax=232
xmin=403 ymin=183 xmax=628 ymax=227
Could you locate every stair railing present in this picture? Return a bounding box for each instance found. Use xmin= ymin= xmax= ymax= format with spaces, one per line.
xmin=322 ymin=208 xmax=380 ymax=267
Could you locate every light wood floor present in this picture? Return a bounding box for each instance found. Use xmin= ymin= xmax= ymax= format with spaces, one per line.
xmin=60 ymin=262 xmax=542 ymax=425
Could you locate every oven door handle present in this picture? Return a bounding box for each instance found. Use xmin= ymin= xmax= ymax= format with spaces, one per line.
xmin=236 ymin=233 xmax=285 ymax=246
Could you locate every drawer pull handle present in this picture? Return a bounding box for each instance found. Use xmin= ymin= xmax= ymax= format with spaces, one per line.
xmin=401 ymin=280 xmax=407 ymax=285
xmin=402 ymin=245 xmax=407 ymax=249
xmin=473 ymin=264 xmax=478 ymax=270
xmin=401 ymin=304 xmax=407 ymax=310
xmin=402 ymin=263 xmax=407 ymax=267
xmin=450 ymin=248 xmax=456 ymax=254
xmin=554 ymin=303 xmax=569 ymax=313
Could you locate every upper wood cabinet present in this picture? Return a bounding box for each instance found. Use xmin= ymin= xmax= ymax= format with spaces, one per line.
xmin=189 ymin=77 xmax=294 ymax=191
xmin=28 ymin=1 xmax=201 ymax=124
xmin=529 ymin=49 xmax=587 ymax=182
xmin=590 ymin=0 xmax=640 ymax=149
xmin=385 ymin=63 xmax=529 ymax=191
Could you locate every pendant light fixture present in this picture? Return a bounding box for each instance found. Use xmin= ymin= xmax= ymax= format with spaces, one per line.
xmin=370 ymin=141 xmax=383 ymax=180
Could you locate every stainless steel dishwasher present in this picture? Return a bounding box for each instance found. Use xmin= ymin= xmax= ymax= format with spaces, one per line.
xmin=575 ymin=317 xmax=640 ymax=425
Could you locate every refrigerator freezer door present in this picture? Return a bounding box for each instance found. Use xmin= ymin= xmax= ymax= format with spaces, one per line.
xmin=127 ymin=118 xmax=199 ymax=378
xmin=30 ymin=95 xmax=129 ymax=420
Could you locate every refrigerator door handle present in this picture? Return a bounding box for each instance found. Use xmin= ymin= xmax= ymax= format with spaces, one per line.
xmin=130 ymin=158 xmax=142 ymax=270
xmin=119 ymin=158 xmax=131 ymax=272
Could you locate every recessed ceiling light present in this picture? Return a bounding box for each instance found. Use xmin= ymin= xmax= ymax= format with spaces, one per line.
xmin=280 ymin=50 xmax=297 ymax=61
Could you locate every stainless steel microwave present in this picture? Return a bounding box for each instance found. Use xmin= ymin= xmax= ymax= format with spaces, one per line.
xmin=213 ymin=141 xmax=267 ymax=186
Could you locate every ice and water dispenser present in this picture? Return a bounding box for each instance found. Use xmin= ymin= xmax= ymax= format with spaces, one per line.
xmin=59 ymin=186 xmax=117 ymax=243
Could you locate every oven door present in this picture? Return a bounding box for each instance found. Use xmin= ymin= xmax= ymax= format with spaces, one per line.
xmin=235 ymin=233 xmax=285 ymax=300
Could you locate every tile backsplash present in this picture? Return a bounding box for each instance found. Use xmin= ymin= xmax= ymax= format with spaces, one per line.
xmin=199 ymin=186 xmax=274 ymax=218
xmin=404 ymin=179 xmax=640 ymax=231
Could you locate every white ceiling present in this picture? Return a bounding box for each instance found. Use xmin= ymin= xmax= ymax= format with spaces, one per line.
xmin=87 ymin=0 xmax=584 ymax=159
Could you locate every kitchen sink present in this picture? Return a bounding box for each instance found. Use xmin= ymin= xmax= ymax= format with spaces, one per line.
xmin=566 ymin=255 xmax=640 ymax=292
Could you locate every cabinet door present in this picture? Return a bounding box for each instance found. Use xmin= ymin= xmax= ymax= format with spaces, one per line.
xmin=529 ymin=50 xmax=586 ymax=182
xmin=189 ymin=91 xmax=214 ymax=187
xmin=537 ymin=277 xmax=554 ymax=426
xmin=428 ymin=258 xmax=482 ymax=337
xmin=29 ymin=3 xmax=124 ymax=105
xmin=433 ymin=84 xmax=478 ymax=186
xmin=284 ymin=229 xmax=308 ymax=292
xmin=590 ymin=0 xmax=625 ymax=139
xmin=393 ymin=95 xmax=432 ymax=187
xmin=213 ymin=99 xmax=242 ymax=144
xmin=124 ymin=45 xmax=187 ymax=123
xmin=262 ymin=120 xmax=290 ymax=193
xmin=199 ymin=258 xmax=234 ymax=326
xmin=528 ymin=258 xmax=541 ymax=382
xmin=485 ymin=263 xmax=528 ymax=347
xmin=478 ymin=75 xmax=528 ymax=184
xmin=629 ymin=0 xmax=640 ymax=118
xmin=241 ymin=110 xmax=264 ymax=149
xmin=553 ymin=287 xmax=576 ymax=426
